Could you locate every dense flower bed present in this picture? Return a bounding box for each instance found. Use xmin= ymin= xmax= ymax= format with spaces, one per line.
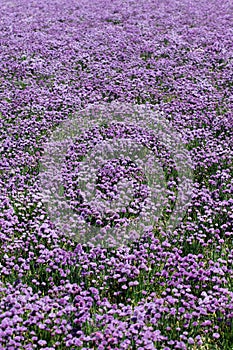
xmin=0 ymin=0 xmax=233 ymax=349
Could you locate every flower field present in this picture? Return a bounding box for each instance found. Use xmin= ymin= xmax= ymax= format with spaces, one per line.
xmin=0 ymin=0 xmax=233 ymax=349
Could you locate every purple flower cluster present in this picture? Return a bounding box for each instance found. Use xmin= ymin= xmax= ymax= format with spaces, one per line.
xmin=61 ymin=120 xmax=180 ymax=246
xmin=0 ymin=0 xmax=233 ymax=349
